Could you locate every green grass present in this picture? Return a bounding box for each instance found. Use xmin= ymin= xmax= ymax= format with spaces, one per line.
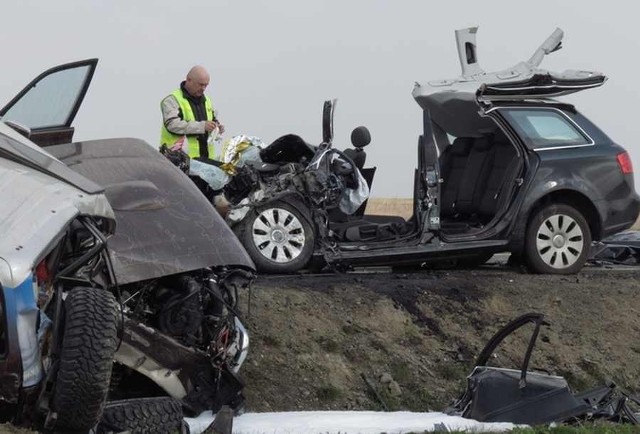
xmin=390 ymin=360 xmax=412 ymax=383
xmin=433 ymin=361 xmax=469 ymax=382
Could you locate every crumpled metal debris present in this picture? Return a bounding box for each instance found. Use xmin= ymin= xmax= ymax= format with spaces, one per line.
xmin=446 ymin=313 xmax=639 ymax=426
xmin=589 ymin=231 xmax=640 ymax=266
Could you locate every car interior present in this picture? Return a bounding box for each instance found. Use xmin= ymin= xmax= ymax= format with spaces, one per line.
xmin=328 ymin=135 xmax=415 ymax=244
xmin=438 ymin=130 xmax=521 ymax=235
xmin=329 ymin=96 xmax=524 ymax=245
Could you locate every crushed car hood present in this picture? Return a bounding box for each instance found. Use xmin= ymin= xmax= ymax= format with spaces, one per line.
xmin=47 ymin=138 xmax=255 ymax=284
xmin=0 ymin=124 xmax=115 ymax=288
xmin=412 ymin=27 xmax=606 ymax=110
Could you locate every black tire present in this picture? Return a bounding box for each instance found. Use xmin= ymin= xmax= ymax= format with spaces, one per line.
xmin=98 ymin=397 xmax=184 ymax=434
xmin=525 ymin=203 xmax=591 ymax=274
xmin=52 ymin=287 xmax=119 ymax=432
xmin=235 ymin=200 xmax=315 ymax=273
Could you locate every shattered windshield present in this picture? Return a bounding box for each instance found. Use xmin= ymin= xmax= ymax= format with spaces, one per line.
xmin=0 ymin=128 xmax=102 ymax=194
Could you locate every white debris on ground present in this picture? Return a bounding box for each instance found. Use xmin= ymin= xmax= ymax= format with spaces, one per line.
xmin=185 ymin=411 xmax=520 ymax=433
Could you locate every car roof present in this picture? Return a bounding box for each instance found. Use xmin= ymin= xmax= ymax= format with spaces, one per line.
xmin=411 ymin=27 xmax=603 ymax=138
xmin=412 ymin=27 xmax=605 ymax=105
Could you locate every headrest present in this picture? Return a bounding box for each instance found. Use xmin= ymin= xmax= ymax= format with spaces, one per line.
xmin=351 ymin=126 xmax=371 ymax=149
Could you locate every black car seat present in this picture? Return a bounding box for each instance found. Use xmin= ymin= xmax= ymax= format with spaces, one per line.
xmin=328 ymin=126 xmax=374 ymax=223
xmin=473 ymin=137 xmax=519 ymax=222
xmin=454 ymin=137 xmax=493 ymax=216
xmin=440 ymin=137 xmax=472 ymax=218
xmin=343 ymin=126 xmax=371 ymax=170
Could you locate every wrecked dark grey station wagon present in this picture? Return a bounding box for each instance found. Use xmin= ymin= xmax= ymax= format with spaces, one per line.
xmin=220 ymin=27 xmax=640 ymax=275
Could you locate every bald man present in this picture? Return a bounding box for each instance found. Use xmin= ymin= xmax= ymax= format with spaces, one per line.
xmin=160 ymin=66 xmax=225 ymax=160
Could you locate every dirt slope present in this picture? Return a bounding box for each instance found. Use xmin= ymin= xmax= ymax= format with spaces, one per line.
xmin=239 ymin=265 xmax=640 ymax=413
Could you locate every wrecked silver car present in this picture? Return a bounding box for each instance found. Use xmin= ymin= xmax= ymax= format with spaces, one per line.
xmin=0 ymin=60 xmax=254 ymax=433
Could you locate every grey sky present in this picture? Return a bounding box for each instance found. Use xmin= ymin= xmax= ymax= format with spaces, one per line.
xmin=1 ymin=0 xmax=639 ymax=197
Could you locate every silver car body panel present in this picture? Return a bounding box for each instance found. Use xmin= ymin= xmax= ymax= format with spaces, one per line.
xmin=229 ymin=317 xmax=249 ymax=373
xmin=0 ymin=123 xmax=115 ymax=288
xmin=114 ymin=340 xmax=188 ymax=399
xmin=412 ymin=27 xmax=606 ymax=139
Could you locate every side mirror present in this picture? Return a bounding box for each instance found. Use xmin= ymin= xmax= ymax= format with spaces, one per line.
xmin=350 ymin=126 xmax=371 ymax=149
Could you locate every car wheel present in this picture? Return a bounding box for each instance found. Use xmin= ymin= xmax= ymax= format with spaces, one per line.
xmin=236 ymin=200 xmax=314 ymax=273
xmin=525 ymin=204 xmax=591 ymax=274
xmin=97 ymin=397 xmax=185 ymax=434
xmin=52 ymin=287 xmax=119 ymax=432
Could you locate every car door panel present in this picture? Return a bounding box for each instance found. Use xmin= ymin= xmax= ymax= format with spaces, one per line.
xmin=0 ymin=59 xmax=98 ymax=146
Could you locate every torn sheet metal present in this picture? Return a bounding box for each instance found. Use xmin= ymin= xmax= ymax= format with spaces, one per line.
xmin=413 ymin=26 xmax=605 ymax=103
xmin=589 ymin=231 xmax=640 ymax=265
xmin=447 ymin=313 xmax=640 ymax=426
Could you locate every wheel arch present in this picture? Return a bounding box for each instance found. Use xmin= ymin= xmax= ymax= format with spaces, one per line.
xmin=511 ymin=188 xmax=603 ymax=254
xmin=527 ymin=190 xmax=602 ymax=241
xmin=271 ymin=194 xmax=314 ymax=227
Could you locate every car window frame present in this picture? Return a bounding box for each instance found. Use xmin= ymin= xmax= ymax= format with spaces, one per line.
xmin=0 ymin=59 xmax=98 ymax=131
xmin=497 ymin=106 xmax=594 ymax=151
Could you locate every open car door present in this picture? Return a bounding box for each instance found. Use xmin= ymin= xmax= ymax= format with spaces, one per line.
xmin=0 ymin=59 xmax=98 ymax=147
xmin=322 ymin=99 xmax=336 ymax=147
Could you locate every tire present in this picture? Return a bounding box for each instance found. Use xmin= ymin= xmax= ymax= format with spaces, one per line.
xmin=524 ymin=203 xmax=591 ymax=274
xmin=98 ymin=397 xmax=184 ymax=434
xmin=235 ymin=200 xmax=315 ymax=273
xmin=52 ymin=287 xmax=119 ymax=432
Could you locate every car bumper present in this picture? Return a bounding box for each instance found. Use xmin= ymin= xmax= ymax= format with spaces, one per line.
xmin=599 ymin=193 xmax=640 ymax=239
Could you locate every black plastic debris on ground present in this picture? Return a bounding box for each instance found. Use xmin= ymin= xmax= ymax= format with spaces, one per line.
xmin=589 ymin=230 xmax=640 ymax=266
xmin=445 ymin=313 xmax=640 ymax=426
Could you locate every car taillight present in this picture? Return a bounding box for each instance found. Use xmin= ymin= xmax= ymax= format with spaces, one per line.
xmin=617 ymin=152 xmax=633 ymax=174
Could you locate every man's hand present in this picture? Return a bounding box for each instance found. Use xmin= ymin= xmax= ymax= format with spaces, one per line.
xmin=204 ymin=120 xmax=218 ymax=132
xmin=205 ymin=120 xmax=225 ymax=134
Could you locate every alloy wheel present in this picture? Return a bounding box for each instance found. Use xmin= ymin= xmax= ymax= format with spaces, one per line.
xmin=535 ymin=213 xmax=584 ymax=269
xmin=252 ymin=207 xmax=306 ymax=263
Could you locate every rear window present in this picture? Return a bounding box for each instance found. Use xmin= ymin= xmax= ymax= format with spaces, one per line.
xmin=501 ymin=108 xmax=591 ymax=150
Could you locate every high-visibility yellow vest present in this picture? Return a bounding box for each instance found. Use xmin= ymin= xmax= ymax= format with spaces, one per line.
xmin=160 ymin=89 xmax=214 ymax=158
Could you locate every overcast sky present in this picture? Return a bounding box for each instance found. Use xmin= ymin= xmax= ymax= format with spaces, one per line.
xmin=1 ymin=0 xmax=639 ymax=197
